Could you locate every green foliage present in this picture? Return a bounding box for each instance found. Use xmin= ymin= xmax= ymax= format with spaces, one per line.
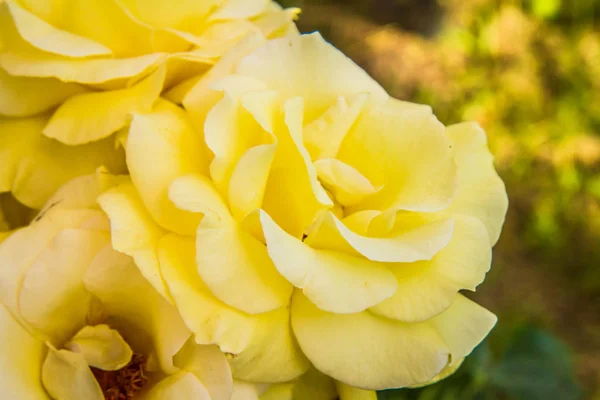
xmin=377 ymin=328 xmax=582 ymax=400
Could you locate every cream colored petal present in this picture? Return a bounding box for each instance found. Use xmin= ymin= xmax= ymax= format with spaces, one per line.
xmin=173 ymin=339 xmax=233 ymax=400
xmin=342 ymin=210 xmax=396 ymax=237
xmin=44 ymin=65 xmax=165 ymax=145
xmin=445 ymin=122 xmax=508 ymax=245
xmin=370 ymin=215 xmax=492 ymax=322
xmin=262 ymin=98 xmax=332 ymax=238
xmin=83 ymin=246 xmax=190 ymax=374
xmin=430 ymin=294 xmax=497 ymax=366
xmin=304 ymin=94 xmax=369 ymax=160
xmin=235 ymin=32 xmax=387 ymax=121
xmin=42 ymin=347 xmax=104 ymax=400
xmin=210 ymin=0 xmax=269 ymax=21
xmin=335 ymin=382 xmax=377 ymax=400
xmin=0 ymin=305 xmax=49 ymax=399
xmin=314 ymin=158 xmax=378 ymax=207
xmin=66 ymin=324 xmax=133 ymax=371
xmin=196 ymin=215 xmax=293 ymax=314
xmin=18 ymin=229 xmax=109 ymax=345
xmin=291 ymin=291 xmax=449 ymax=390
xmin=6 ymin=0 xmax=112 ymax=57
xmin=0 ymin=116 xmax=125 ymax=209
xmin=168 ymin=173 xmax=231 ymax=220
xmin=261 ymin=212 xmax=397 ymax=314
xmin=127 ymin=99 xmax=207 ymax=235
xmin=228 ymin=144 xmax=276 ymax=221
xmin=338 ymin=99 xmax=458 ymax=213
xmin=0 ymin=67 xmax=84 ymax=117
xmin=306 ymin=212 xmax=455 ymax=263
xmin=157 ymin=234 xmax=309 ymax=382
xmin=143 ymin=372 xmax=211 ymax=400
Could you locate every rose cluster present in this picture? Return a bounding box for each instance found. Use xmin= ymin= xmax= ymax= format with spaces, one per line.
xmin=0 ymin=1 xmax=507 ymax=399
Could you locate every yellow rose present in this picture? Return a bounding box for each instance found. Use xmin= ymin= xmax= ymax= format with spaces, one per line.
xmin=0 ymin=171 xmax=242 ymax=399
xmin=100 ymin=33 xmax=508 ymax=391
xmin=0 ymin=0 xmax=298 ymax=210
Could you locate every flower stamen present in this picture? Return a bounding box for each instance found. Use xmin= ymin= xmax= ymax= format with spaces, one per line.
xmin=91 ymin=354 xmax=148 ymax=400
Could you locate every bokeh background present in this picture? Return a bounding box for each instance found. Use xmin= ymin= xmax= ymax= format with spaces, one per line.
xmin=276 ymin=0 xmax=600 ymax=398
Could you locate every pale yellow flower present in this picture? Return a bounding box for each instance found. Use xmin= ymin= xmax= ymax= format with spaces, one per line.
xmin=100 ymin=33 xmax=508 ymax=391
xmin=0 ymin=0 xmax=298 ymax=209
xmin=0 ymin=171 xmax=237 ymax=399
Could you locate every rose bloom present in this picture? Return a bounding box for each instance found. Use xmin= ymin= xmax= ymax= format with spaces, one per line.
xmin=0 ymin=0 xmax=298 ymax=210
xmin=99 ymin=33 xmax=508 ymax=394
xmin=0 ymin=172 xmax=265 ymax=399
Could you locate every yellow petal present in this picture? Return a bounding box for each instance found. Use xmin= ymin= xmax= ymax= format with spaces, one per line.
xmin=168 ymin=173 xmax=231 ymax=220
xmin=252 ymin=7 xmax=300 ymax=39
xmin=231 ymin=380 xmax=261 ymax=400
xmin=260 ymin=384 xmax=294 ymax=400
xmin=314 ymin=158 xmax=378 ymax=207
xmin=0 ymin=35 xmax=165 ymax=84
xmin=5 ymin=0 xmax=112 ymax=57
xmin=335 ymin=382 xmax=377 ymax=400
xmin=83 ymin=246 xmax=191 ymax=374
xmin=181 ymin=31 xmax=266 ymax=124
xmin=291 ymin=368 xmax=337 ymax=400
xmin=228 ymin=144 xmax=276 ymax=221
xmin=291 ymin=291 xmax=449 ymax=390
xmin=119 ymin=0 xmax=217 ymax=31
xmin=44 ymin=65 xmax=165 ymax=145
xmin=445 ymin=122 xmax=508 ymax=245
xmin=235 ymin=32 xmax=387 ymax=121
xmin=261 ymin=212 xmax=397 ymax=313
xmin=97 ymin=181 xmax=173 ymax=302
xmin=18 ymin=229 xmax=109 ymax=345
xmin=0 ymin=208 xmax=106 ymax=328
xmin=40 ymin=168 xmax=127 ymax=213
xmin=306 ymin=212 xmax=455 ymax=263
xmin=42 ymin=347 xmax=104 ymax=400
xmin=304 ymin=94 xmax=369 ymax=160
xmin=338 ymin=99 xmax=458 ymax=212
xmin=127 ymin=99 xmax=208 ymax=234
xmin=196 ymin=215 xmax=293 ymax=314
xmin=174 ymin=339 xmax=233 ymax=400
xmin=66 ymin=324 xmax=133 ymax=371
xmin=210 ymin=0 xmax=269 ymax=21
xmin=430 ymin=294 xmax=497 ymax=366
xmin=204 ymin=93 xmax=272 ymax=193
xmin=0 ymin=67 xmax=84 ymax=117
xmin=370 ymin=216 xmax=492 ymax=322
xmin=408 ymin=358 xmax=464 ymax=388
xmin=144 ymin=372 xmax=211 ymax=400
xmin=0 ymin=116 xmax=125 ymax=209
xmin=64 ymin=0 xmax=156 ymax=57
xmin=157 ymin=234 xmax=309 ymax=382
xmin=0 ymin=305 xmax=49 ymax=399
xmin=261 ymin=98 xmax=332 ymax=237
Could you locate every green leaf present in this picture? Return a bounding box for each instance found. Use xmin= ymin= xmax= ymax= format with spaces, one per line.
xmin=489 ymin=328 xmax=583 ymax=400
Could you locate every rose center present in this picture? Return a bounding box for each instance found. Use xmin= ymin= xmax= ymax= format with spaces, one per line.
xmin=91 ymin=354 xmax=149 ymax=399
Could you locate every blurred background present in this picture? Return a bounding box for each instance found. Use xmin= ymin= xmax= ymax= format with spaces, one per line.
xmin=276 ymin=0 xmax=600 ymax=398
